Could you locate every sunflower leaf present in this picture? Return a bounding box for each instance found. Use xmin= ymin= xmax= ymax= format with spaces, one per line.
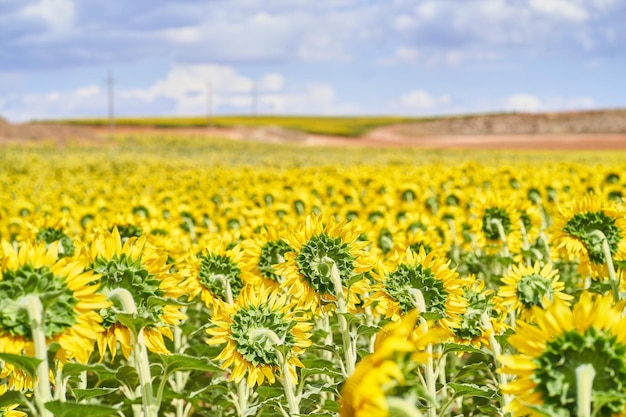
xmin=72 ymin=388 xmax=118 ymax=401
xmin=44 ymin=400 xmax=118 ymax=417
xmin=155 ymin=353 xmax=223 ymax=376
xmin=448 ymin=382 xmax=496 ymax=400
xmin=0 ymin=352 xmax=41 ymax=379
xmin=0 ymin=390 xmax=28 ymax=408
xmin=442 ymin=342 xmax=486 ymax=356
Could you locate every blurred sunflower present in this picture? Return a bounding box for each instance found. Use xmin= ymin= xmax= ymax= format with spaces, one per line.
xmin=240 ymin=224 xmax=292 ymax=290
xmin=206 ymin=285 xmax=312 ymax=387
xmin=275 ymin=215 xmax=371 ymax=311
xmin=498 ymin=262 xmax=573 ymax=323
xmin=0 ymin=240 xmax=109 ymax=385
xmin=499 ymin=292 xmax=626 ymax=416
xmin=470 ymin=193 xmax=522 ymax=254
xmin=24 ymin=216 xmax=77 ymax=258
xmin=180 ymin=237 xmax=246 ymax=307
xmin=453 ymin=275 xmax=508 ymax=349
xmin=74 ymin=228 xmax=186 ymax=359
xmin=552 ymin=194 xmax=626 ymax=278
xmin=339 ymin=310 xmax=449 ymax=417
xmin=366 ymin=247 xmax=467 ymax=332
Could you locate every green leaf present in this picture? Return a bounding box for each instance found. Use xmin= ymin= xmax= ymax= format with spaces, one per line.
xmin=114 ymin=312 xmax=153 ymax=338
xmin=442 ymin=343 xmax=486 ymax=356
xmin=356 ymin=324 xmax=380 ymax=337
xmin=156 ymin=353 xmax=223 ymax=376
xmin=44 ymin=400 xmax=119 ymax=417
xmin=72 ymin=388 xmax=118 ymax=401
xmin=0 ymin=390 xmax=28 ymax=408
xmin=449 ymin=382 xmax=496 ymax=400
xmin=115 ymin=365 xmax=139 ymax=387
xmin=62 ymin=362 xmax=116 ymax=379
xmin=0 ymin=352 xmax=42 ymax=379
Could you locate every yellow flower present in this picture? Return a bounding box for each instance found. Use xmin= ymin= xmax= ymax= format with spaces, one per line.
xmin=240 ymin=223 xmax=291 ymax=290
xmin=0 ymin=384 xmax=27 ymax=417
xmin=0 ymin=240 xmax=110 ymax=388
xmin=73 ymin=228 xmax=186 ymax=359
xmin=470 ymin=192 xmax=522 ymax=254
xmin=180 ymin=237 xmax=246 ymax=307
xmin=275 ymin=215 xmax=372 ymax=311
xmin=206 ymin=285 xmax=312 ymax=388
xmin=499 ymin=292 xmax=626 ymax=416
xmin=552 ymin=193 xmax=626 ymax=278
xmin=498 ymin=262 xmax=573 ymax=322
xmin=340 ymin=310 xmax=449 ymax=417
xmin=366 ymin=247 xmax=467 ymax=332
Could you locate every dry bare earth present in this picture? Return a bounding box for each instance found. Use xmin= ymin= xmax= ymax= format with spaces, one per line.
xmin=3 ymin=109 xmax=626 ymax=150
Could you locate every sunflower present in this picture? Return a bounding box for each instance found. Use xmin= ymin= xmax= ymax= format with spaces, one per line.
xmin=498 ymin=262 xmax=574 ymax=323
xmin=240 ymin=224 xmax=291 ymax=290
xmin=24 ymin=216 xmax=77 ymax=258
xmin=339 ymin=310 xmax=449 ymax=417
xmin=0 ymin=240 xmax=109 ymax=388
xmin=453 ymin=275 xmax=508 ymax=349
xmin=206 ymin=285 xmax=313 ymax=388
xmin=552 ymin=193 xmax=626 ymax=278
xmin=275 ymin=215 xmax=372 ymax=311
xmin=73 ymin=228 xmax=186 ymax=360
xmin=366 ymin=247 xmax=467 ymax=332
xmin=499 ymin=292 xmax=626 ymax=416
xmin=469 ymin=192 xmax=522 ymax=254
xmin=180 ymin=237 xmax=246 ymax=307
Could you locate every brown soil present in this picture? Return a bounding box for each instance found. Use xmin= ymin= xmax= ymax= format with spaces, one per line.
xmin=2 ymin=109 xmax=626 ymax=150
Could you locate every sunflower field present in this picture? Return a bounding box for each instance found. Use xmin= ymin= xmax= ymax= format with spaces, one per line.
xmin=2 ymin=134 xmax=626 ymax=417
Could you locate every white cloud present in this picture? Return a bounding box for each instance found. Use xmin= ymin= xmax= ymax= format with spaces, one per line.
xmin=505 ymin=93 xmax=542 ymax=112
xmin=258 ymin=73 xmax=284 ymax=91
xmin=529 ymin=0 xmax=589 ymax=22
xmin=20 ymin=0 xmax=75 ymax=33
xmin=397 ymin=90 xmax=451 ymax=111
xmin=0 ymin=64 xmax=354 ymax=121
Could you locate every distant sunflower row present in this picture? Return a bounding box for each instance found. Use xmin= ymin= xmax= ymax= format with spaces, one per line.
xmin=2 ymin=139 xmax=626 ymax=416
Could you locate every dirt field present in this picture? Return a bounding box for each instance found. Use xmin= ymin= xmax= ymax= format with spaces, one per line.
xmin=2 ymin=110 xmax=626 ymax=150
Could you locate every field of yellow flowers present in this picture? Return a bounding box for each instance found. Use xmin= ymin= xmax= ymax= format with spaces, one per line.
xmin=1 ymin=134 xmax=626 ymax=417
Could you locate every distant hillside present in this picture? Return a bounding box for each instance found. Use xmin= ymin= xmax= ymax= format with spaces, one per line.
xmin=390 ymin=109 xmax=626 ymax=136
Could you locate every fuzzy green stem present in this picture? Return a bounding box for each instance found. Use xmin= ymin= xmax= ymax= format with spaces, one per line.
xmin=21 ymin=295 xmax=53 ymax=417
xmin=481 ymin=312 xmax=511 ymax=410
xmin=576 ymin=363 xmax=595 ymax=417
xmin=589 ymin=230 xmax=620 ymax=301
xmin=412 ymin=289 xmax=437 ymax=417
xmin=108 ymin=288 xmax=157 ymax=417
xmin=387 ymin=397 xmax=425 ymax=417
xmin=251 ymin=328 xmax=299 ymax=416
xmin=491 ymin=218 xmax=510 ymax=258
xmin=330 ymin=262 xmax=356 ymax=376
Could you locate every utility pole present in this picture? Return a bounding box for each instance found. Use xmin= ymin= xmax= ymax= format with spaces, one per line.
xmin=106 ymin=70 xmax=115 ymax=137
xmin=206 ymin=81 xmax=212 ymax=127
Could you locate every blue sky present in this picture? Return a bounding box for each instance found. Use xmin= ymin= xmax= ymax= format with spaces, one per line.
xmin=1 ymin=0 xmax=625 ymax=122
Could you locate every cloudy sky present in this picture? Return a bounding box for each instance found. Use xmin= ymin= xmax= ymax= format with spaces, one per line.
xmin=1 ymin=0 xmax=625 ymax=122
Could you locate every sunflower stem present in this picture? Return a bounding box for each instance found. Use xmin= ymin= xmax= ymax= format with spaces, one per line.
xmin=589 ymin=230 xmax=620 ymax=301
xmin=480 ymin=312 xmax=511 ymax=410
xmin=519 ymin=219 xmax=531 ymax=266
xmin=108 ymin=288 xmax=158 ymax=417
xmin=21 ymin=294 xmax=53 ymax=417
xmin=491 ymin=218 xmax=510 ymax=258
xmin=412 ymin=290 xmax=437 ymax=417
xmin=386 ymin=397 xmax=425 ymax=417
xmin=277 ymin=350 xmax=300 ymax=416
xmin=330 ymin=262 xmax=356 ymax=376
xmin=576 ymin=363 xmax=595 ymax=417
